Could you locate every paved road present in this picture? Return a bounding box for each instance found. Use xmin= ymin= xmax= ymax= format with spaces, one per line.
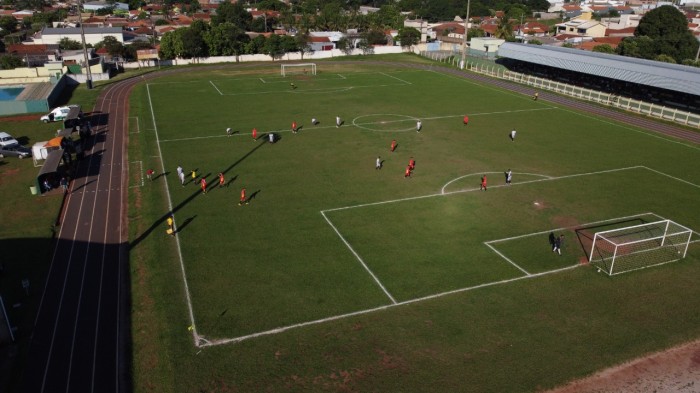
xmin=20 ymin=61 xmax=698 ymax=393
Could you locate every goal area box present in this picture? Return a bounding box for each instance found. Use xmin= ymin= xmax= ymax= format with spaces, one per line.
xmin=588 ymin=219 xmax=692 ymax=276
xmin=281 ymin=63 xmax=316 ymax=77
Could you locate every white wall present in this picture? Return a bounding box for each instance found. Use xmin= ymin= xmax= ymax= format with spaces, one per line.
xmin=124 ymin=46 xmax=406 ymax=69
xmin=37 ymin=32 xmax=123 ymax=46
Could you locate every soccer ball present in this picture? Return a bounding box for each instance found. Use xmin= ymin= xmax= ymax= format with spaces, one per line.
xmin=597 ymin=269 xmax=601 ymax=273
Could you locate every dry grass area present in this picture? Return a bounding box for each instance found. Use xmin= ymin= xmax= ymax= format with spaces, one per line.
xmin=548 ymin=340 xmax=700 ymax=393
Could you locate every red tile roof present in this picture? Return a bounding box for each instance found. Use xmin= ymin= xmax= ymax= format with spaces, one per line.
xmin=7 ymin=43 xmax=50 ymax=54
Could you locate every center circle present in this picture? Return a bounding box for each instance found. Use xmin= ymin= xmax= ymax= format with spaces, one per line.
xmin=352 ymin=114 xmax=420 ymax=132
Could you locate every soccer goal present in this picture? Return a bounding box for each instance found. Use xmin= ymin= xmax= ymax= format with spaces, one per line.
xmin=281 ymin=63 xmax=316 ymax=77
xmin=588 ymin=219 xmax=692 ymax=276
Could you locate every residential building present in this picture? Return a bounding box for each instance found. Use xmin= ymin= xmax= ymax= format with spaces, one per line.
xmin=35 ymin=27 xmax=124 ymax=46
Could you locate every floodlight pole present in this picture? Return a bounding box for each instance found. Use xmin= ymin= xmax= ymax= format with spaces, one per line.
xmin=696 ymin=37 xmax=700 ymax=61
xmin=460 ymin=0 xmax=471 ymax=69
xmin=79 ymin=0 xmax=93 ymax=89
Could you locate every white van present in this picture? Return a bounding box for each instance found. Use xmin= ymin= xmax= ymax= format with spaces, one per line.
xmin=40 ymin=105 xmax=81 ymax=123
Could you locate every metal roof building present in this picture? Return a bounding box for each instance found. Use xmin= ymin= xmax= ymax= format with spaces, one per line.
xmin=497 ymin=42 xmax=700 ymax=97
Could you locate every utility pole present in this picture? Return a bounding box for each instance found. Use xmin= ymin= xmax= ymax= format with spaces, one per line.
xmin=79 ymin=0 xmax=93 ymax=89
xmin=459 ymin=0 xmax=471 ymax=69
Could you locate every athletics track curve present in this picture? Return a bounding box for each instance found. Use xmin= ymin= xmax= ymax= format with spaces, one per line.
xmin=20 ymin=60 xmax=699 ymax=393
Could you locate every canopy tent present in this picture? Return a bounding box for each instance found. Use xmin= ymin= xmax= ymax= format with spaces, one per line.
xmin=44 ymin=136 xmax=63 ymax=147
xmin=36 ymin=149 xmax=65 ymax=194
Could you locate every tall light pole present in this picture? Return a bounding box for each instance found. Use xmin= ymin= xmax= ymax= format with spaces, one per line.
xmin=79 ymin=0 xmax=93 ymax=89
xmin=696 ymin=37 xmax=700 ymax=62
xmin=460 ymin=0 xmax=471 ymax=69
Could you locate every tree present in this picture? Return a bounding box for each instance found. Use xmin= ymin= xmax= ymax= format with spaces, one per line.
xmin=245 ymin=35 xmax=266 ymax=54
xmin=363 ymin=29 xmax=387 ymax=45
xmin=398 ymin=27 xmax=420 ymax=48
xmin=633 ymin=5 xmax=699 ymax=62
xmin=262 ymin=34 xmax=285 ymax=60
xmin=0 ymin=15 xmax=17 ymax=33
xmin=256 ymin=0 xmax=288 ymax=11
xmin=205 ymin=22 xmax=249 ymax=57
xmin=369 ymin=4 xmax=403 ymax=29
xmin=494 ymin=16 xmax=514 ymax=40
xmin=592 ymin=43 xmax=615 ymax=53
xmin=180 ymin=27 xmax=208 ymax=58
xmin=336 ymin=35 xmax=356 ymax=55
xmin=294 ymin=31 xmax=314 ymax=59
xmin=212 ymin=1 xmax=252 ymax=30
xmin=527 ymin=39 xmax=543 ymax=45
xmin=97 ymin=36 xmax=126 ymax=58
xmin=655 ymin=54 xmax=676 ymax=63
xmin=59 ymin=37 xmax=83 ymax=50
xmin=0 ymin=55 xmax=23 ymax=69
xmin=158 ymin=30 xmax=184 ymax=59
xmin=616 ymin=35 xmax=656 ymax=59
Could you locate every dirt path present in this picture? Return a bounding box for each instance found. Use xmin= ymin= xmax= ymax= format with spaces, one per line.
xmin=547 ymin=340 xmax=700 ymax=392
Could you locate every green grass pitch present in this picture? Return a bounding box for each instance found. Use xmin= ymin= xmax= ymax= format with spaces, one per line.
xmin=128 ymin=60 xmax=700 ymax=392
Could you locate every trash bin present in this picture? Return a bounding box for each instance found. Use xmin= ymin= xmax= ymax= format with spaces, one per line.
xmin=30 ymin=186 xmax=38 ymax=195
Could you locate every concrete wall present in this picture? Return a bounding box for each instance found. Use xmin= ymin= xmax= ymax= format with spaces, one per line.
xmin=124 ymin=46 xmax=406 ymax=68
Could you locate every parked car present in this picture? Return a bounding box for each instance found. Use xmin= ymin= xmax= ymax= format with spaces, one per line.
xmin=0 ymin=145 xmax=31 ymax=159
xmin=40 ymin=105 xmax=81 ymax=123
xmin=0 ymin=132 xmax=19 ymax=148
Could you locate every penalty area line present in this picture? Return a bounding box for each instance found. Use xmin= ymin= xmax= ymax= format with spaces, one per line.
xmin=198 ymin=263 xmax=579 ymax=348
xmin=320 ymin=211 xmax=397 ymax=305
xmin=209 ymin=81 xmax=223 ymax=95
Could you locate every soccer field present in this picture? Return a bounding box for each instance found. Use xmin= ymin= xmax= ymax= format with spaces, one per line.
xmin=128 ymin=60 xmax=700 ymax=392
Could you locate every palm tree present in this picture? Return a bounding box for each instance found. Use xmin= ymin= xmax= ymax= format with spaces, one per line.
xmin=495 ymin=16 xmax=514 ymax=40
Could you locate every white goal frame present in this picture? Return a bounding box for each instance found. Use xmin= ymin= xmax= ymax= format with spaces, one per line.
xmin=588 ymin=219 xmax=692 ymax=276
xmin=281 ymin=63 xmax=316 ymax=77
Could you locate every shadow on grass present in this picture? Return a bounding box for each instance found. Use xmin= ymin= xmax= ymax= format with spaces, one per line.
xmin=130 ymin=141 xmax=267 ymax=250
xmin=574 ymin=217 xmax=648 ymax=260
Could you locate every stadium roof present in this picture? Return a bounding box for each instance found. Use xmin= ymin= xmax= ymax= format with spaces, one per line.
xmin=497 ymin=42 xmax=700 ymax=96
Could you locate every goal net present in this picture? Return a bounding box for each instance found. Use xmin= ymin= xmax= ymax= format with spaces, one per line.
xmin=589 ymin=219 xmax=692 ymax=276
xmin=281 ymin=63 xmax=316 ymax=77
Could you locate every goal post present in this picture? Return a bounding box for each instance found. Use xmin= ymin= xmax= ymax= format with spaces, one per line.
xmin=589 ymin=219 xmax=692 ymax=276
xmin=281 ymin=63 xmax=316 ymax=77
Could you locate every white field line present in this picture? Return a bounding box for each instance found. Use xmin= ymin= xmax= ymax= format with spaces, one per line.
xmin=147 ymin=84 xmax=202 ymax=347
xmin=209 ymin=80 xmax=223 ymax=95
xmin=485 ymin=212 xmax=659 ymax=244
xmin=160 ymin=123 xmax=339 ymax=143
xmin=129 ymin=161 xmax=143 ymax=188
xmin=320 ymin=211 xmax=397 ymax=304
xmin=554 ymin=106 xmax=700 ymax=152
xmin=201 ymin=263 xmax=579 ymax=347
xmin=325 ymin=166 xmax=645 ymax=214
xmin=129 ymin=117 xmax=140 ymax=134
xmin=157 ymin=108 xmax=557 ymax=143
xmin=441 ymin=171 xmax=553 ymax=194
xmin=484 ymin=242 xmax=530 ymax=275
xmin=195 ymin=166 xmax=700 ymax=348
xmin=379 ymin=71 xmax=412 ymax=85
xmin=338 ymin=74 xmax=346 ymax=79
xmin=442 ymin=166 xmax=645 ymax=196
xmin=216 ymin=83 xmax=408 ymax=96
xmin=430 ymin=69 xmax=560 ymax=108
xmin=640 ymin=166 xmax=700 ymax=189
xmin=648 ymin=212 xmax=700 ymax=238
xmin=261 ymin=75 xmax=347 ymax=83
xmin=258 ymin=78 xmax=266 ymax=83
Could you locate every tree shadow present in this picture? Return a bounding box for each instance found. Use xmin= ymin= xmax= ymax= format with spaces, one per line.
xmin=175 ymin=215 xmax=196 ymax=234
xmin=152 ymin=171 xmax=168 ymax=181
xmin=130 ymin=142 xmax=267 ymax=249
